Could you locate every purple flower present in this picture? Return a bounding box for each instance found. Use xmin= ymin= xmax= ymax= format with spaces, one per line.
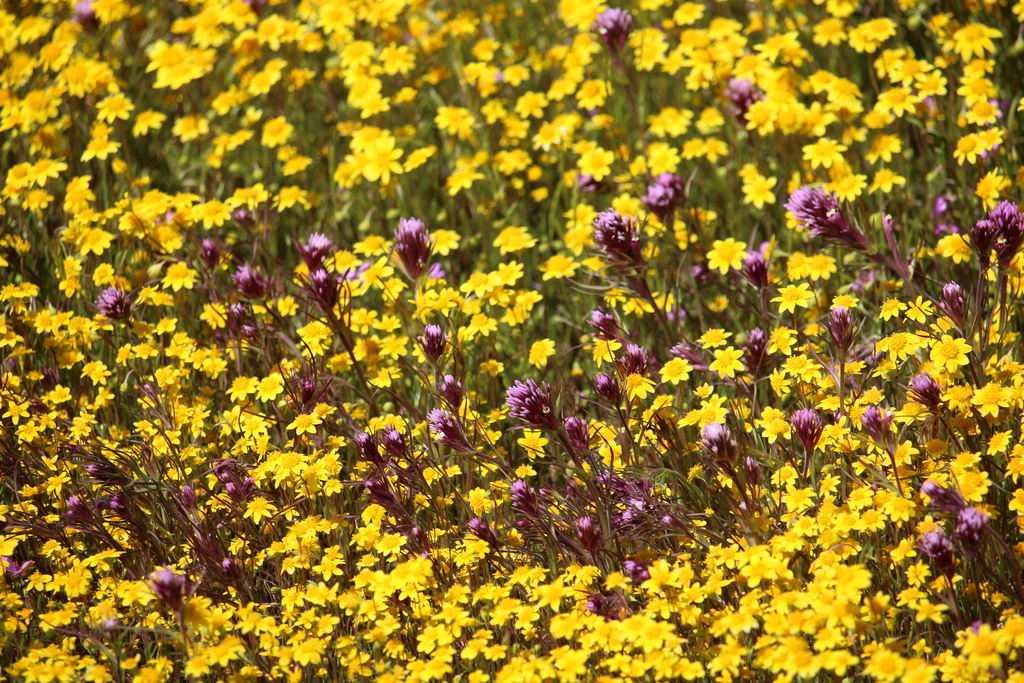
xmin=825 ymin=305 xmax=854 ymax=355
xmin=791 ymin=409 xmax=824 ymax=454
xmin=700 ymin=422 xmax=737 ymax=464
xmin=594 ymin=373 xmax=621 ymax=404
xmin=439 ymin=375 xmax=464 ymax=411
xmin=592 ymin=209 xmax=643 ymax=271
xmin=2 ymin=557 xmax=34 ymax=577
xmin=743 ymin=328 xmax=768 ymax=374
xmin=510 ymin=479 xmax=539 ymax=518
xmin=298 ymin=232 xmax=334 ymax=271
xmin=576 ymin=516 xmax=601 ymax=552
xmin=985 ymin=200 xmax=1024 ymax=268
xmin=428 ymin=409 xmax=469 ymax=450
xmin=743 ymin=456 xmax=761 ymax=486
xmin=587 ymin=307 xmax=621 ymax=340
xmin=860 ymin=407 xmax=893 ymax=445
xmin=95 ymin=287 xmax=131 ymax=320
xmin=506 ymin=380 xmax=558 ymax=429
xmin=564 ymin=416 xmax=590 ymax=452
xmin=379 ymin=426 xmax=408 ymax=460
xmin=909 ymin=374 xmax=942 ymax=414
xmin=467 ymin=517 xmax=499 ymax=549
xmin=307 ymin=268 xmax=341 ymax=310
xmin=742 ymin=251 xmax=769 ymax=288
xmin=641 ymin=173 xmax=684 ymax=225
xmin=394 ymin=217 xmax=433 ymax=281
xmin=74 ymin=0 xmax=99 ymax=31
xmin=939 ymin=282 xmax=967 ymax=328
xmin=66 ymin=495 xmax=94 ymax=525
xmin=232 ymin=266 xmax=269 ymax=299
xmin=785 ymin=187 xmax=868 ymax=249
xmin=623 ymin=560 xmax=649 ymax=584
xmin=955 ymin=507 xmax=990 ymax=554
xmin=593 ymin=8 xmax=633 ymax=55
xmin=148 ymin=568 xmax=191 ymax=612
xmin=418 ymin=325 xmax=447 ymax=363
xmin=932 ymin=195 xmax=950 ymax=220
xmin=725 ymin=78 xmax=763 ymax=123
xmin=919 ymin=529 xmax=955 ymax=571
xmin=199 ymin=239 xmax=220 ymax=269
xmin=920 ymin=480 xmax=966 ymax=515
xmin=618 ymin=343 xmax=652 ymax=377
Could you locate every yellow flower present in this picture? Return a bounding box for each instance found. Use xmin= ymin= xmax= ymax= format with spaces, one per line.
xmin=624 ymin=373 xmax=656 ymax=400
xmin=288 ymin=413 xmax=323 ymax=435
xmin=801 ymin=138 xmax=847 ymax=169
xmin=261 ymin=116 xmax=294 ymax=148
xmin=162 ymin=262 xmax=197 ymax=291
xmin=577 ymin=147 xmax=614 ymax=181
xmin=539 ymin=254 xmax=578 ymax=280
xmin=706 ymin=238 xmax=747 ymax=274
xmin=660 ymin=358 xmax=692 ymax=385
xmin=528 ymin=339 xmax=556 ymax=368
xmin=742 ymin=174 xmax=777 ymax=209
xmin=929 ymin=335 xmax=971 ymax=373
xmin=244 ymin=498 xmax=277 ymax=524
xmin=772 ymin=284 xmax=814 ymax=314
xmin=709 ymin=347 xmax=745 ymax=379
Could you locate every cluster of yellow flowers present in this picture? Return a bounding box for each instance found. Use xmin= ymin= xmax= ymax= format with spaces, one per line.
xmin=2 ymin=0 xmax=1024 ymax=681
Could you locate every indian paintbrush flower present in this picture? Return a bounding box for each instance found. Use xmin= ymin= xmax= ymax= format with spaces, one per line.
xmin=394 ymin=217 xmax=432 ymax=281
xmin=593 ymin=8 xmax=633 ymax=56
xmin=506 ymin=379 xmax=558 ymax=429
xmin=786 ymin=187 xmax=868 ymax=249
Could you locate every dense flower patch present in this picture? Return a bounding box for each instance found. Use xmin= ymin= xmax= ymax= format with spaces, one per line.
xmin=2 ymin=0 xmax=1024 ymax=680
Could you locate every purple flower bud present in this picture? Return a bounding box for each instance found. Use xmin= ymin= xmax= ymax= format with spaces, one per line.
xmin=394 ymin=217 xmax=433 ymax=281
xmin=564 ymin=416 xmax=590 ymax=453
xmin=298 ymin=233 xmax=334 ymax=271
xmin=74 ymin=0 xmax=99 ymax=31
xmin=641 ymin=173 xmax=684 ymax=225
xmin=232 ymin=266 xmax=269 ymax=299
xmin=700 ymin=422 xmax=737 ymax=464
xmin=419 ymin=325 xmax=447 ymax=363
xmin=439 ymin=375 xmax=463 ymax=411
xmin=986 ymin=200 xmax=1024 ymax=268
xmin=307 ymin=268 xmax=341 ymax=311
xmin=909 ymin=374 xmax=942 ymax=414
xmin=506 ymin=380 xmax=558 ymax=429
xmin=940 ymin=282 xmax=967 ymax=328
xmin=577 ymin=174 xmax=601 ymax=193
xmin=428 ymin=409 xmax=470 ymax=450
xmin=618 ymin=343 xmax=652 ymax=377
xmin=920 ymin=480 xmax=966 ymax=515
xmin=179 ymin=485 xmax=198 ymax=510
xmin=743 ymin=456 xmax=761 ymax=486
xmin=364 ymin=478 xmax=401 ymax=508
xmin=587 ymin=307 xmax=621 ymax=340
xmin=725 ymin=78 xmax=763 ymax=123
xmin=932 ymin=196 xmax=950 ymax=220
xmin=355 ymin=432 xmax=382 ymax=464
xmin=860 ymin=407 xmax=893 ymax=445
xmin=379 ymin=426 xmax=407 ymax=460
xmin=585 ymin=593 xmax=621 ymax=620
xmin=671 ymin=341 xmax=707 ymax=371
xmin=85 ymin=461 xmax=127 ymax=485
xmin=66 ymin=496 xmax=94 ymax=525
xmin=232 ymin=208 xmax=255 ymax=228
xmin=955 ymin=507 xmax=990 ymax=554
xmin=593 ymin=8 xmax=633 ymax=55
xmin=467 ymin=517 xmax=499 ymax=549
xmin=826 ymin=305 xmax=854 ymax=355
xmin=594 ymin=373 xmax=621 ymax=404
xmin=743 ymin=328 xmax=768 ymax=375
xmin=510 ymin=479 xmax=539 ymax=518
xmin=742 ymin=251 xmax=769 ymax=288
xmin=148 ymin=568 xmax=191 ymax=612
xmin=592 ymin=209 xmax=643 ymax=271
xmin=576 ymin=516 xmax=601 ymax=552
xmin=623 ymin=559 xmax=649 ymax=584
xmin=95 ymin=287 xmax=131 ymax=320
xmin=791 ymin=409 xmax=824 ymax=454
xmin=785 ymin=187 xmax=868 ymax=249
xmin=919 ymin=529 xmax=955 ymax=571
xmin=199 ymin=239 xmax=220 ymax=270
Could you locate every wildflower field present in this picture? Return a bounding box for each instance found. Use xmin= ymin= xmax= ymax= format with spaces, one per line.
xmin=4 ymin=0 xmax=1024 ymax=680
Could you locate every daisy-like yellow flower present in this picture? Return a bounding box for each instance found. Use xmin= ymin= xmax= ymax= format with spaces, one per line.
xmin=772 ymin=284 xmax=814 ymax=314
xmin=624 ymin=373 xmax=656 ymax=401
xmin=288 ymin=413 xmax=323 ymax=435
xmin=706 ymin=238 xmax=747 ymax=274
xmin=709 ymin=347 xmax=745 ymax=379
xmin=929 ymin=335 xmax=972 ymax=373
